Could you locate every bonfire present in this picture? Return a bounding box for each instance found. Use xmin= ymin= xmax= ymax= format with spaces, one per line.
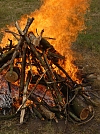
xmin=0 ymin=0 xmax=97 ymax=125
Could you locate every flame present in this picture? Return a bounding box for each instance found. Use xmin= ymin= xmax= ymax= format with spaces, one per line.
xmin=0 ymin=0 xmax=90 ymax=83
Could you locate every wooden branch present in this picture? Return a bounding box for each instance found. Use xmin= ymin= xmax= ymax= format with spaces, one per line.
xmin=28 ymin=53 xmax=43 ymax=75
xmin=23 ymin=17 xmax=34 ymax=34
xmin=47 ymin=50 xmax=65 ymax=61
xmin=0 ymin=49 xmax=14 ymax=66
xmin=24 ymin=34 xmax=64 ymax=107
xmin=28 ymin=31 xmax=64 ymax=62
xmin=0 ymin=37 xmax=24 ymax=72
xmin=19 ymin=44 xmax=27 ymax=92
xmin=40 ymin=38 xmax=54 ymax=50
xmin=43 ymin=52 xmax=62 ymax=105
xmin=54 ymin=62 xmax=76 ymax=87
xmin=32 ymin=107 xmax=44 ymax=120
xmin=20 ymin=71 xmax=31 ymax=124
xmin=5 ymin=29 xmax=19 ymax=41
xmin=0 ymin=17 xmax=34 ymax=72
xmin=82 ymin=94 xmax=98 ymax=107
xmin=40 ymin=105 xmax=58 ymax=123
xmin=34 ymin=29 xmax=44 ymax=47
xmin=15 ymin=21 xmax=24 ymax=36
xmin=16 ymin=70 xmax=47 ymax=114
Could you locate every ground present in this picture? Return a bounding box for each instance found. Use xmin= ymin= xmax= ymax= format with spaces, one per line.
xmin=0 ymin=0 xmax=100 ymax=134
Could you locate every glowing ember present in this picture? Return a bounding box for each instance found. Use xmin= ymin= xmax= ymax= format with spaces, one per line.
xmin=0 ymin=0 xmax=89 ymax=83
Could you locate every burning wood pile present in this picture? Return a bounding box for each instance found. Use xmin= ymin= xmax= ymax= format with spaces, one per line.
xmin=0 ymin=17 xmax=97 ymax=125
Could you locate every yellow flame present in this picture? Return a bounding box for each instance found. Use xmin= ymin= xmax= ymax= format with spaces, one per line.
xmin=0 ymin=0 xmax=90 ymax=83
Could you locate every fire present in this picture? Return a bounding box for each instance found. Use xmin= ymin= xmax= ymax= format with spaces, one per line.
xmin=0 ymin=0 xmax=90 ymax=83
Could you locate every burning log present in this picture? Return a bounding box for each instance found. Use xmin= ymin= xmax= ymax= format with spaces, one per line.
xmin=28 ymin=31 xmax=65 ymax=61
xmin=0 ymin=49 xmax=14 ymax=67
xmin=0 ymin=17 xmax=97 ymax=125
xmin=39 ymin=105 xmax=58 ymax=123
xmin=5 ymin=64 xmax=19 ymax=83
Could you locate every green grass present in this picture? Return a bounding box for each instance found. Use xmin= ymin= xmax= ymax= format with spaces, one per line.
xmin=76 ymin=0 xmax=100 ymax=52
xmin=0 ymin=0 xmax=41 ymax=41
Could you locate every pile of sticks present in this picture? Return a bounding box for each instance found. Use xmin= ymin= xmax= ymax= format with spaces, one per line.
xmin=0 ymin=18 xmax=96 ymax=125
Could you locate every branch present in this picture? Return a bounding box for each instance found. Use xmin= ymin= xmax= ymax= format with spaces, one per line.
xmin=16 ymin=70 xmax=47 ymax=114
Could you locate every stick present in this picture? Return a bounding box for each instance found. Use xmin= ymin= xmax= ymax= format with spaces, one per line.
xmin=19 ymin=44 xmax=27 ymax=92
xmin=16 ymin=70 xmax=47 ymax=114
xmin=65 ymin=86 xmax=69 ymax=124
xmin=0 ymin=17 xmax=34 ymax=72
xmin=20 ymin=71 xmax=31 ymax=124
xmin=0 ymin=37 xmax=24 ymax=72
xmin=23 ymin=18 xmax=34 ymax=34
xmin=82 ymin=94 xmax=98 ymax=107
xmin=54 ymin=62 xmax=75 ymax=87
xmin=0 ymin=49 xmax=14 ymax=62
xmin=5 ymin=29 xmax=19 ymax=41
xmin=43 ymin=52 xmax=62 ymax=105
xmin=69 ymin=86 xmax=82 ymax=104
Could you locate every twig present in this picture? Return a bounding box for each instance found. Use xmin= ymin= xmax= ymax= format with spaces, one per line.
xmin=0 ymin=49 xmax=14 ymax=62
xmin=0 ymin=37 xmax=24 ymax=72
xmin=89 ymin=92 xmax=100 ymax=99
xmin=69 ymin=86 xmax=82 ymax=104
xmin=15 ymin=21 xmax=24 ymax=36
xmin=43 ymin=52 xmax=62 ymax=105
xmin=69 ymin=111 xmax=81 ymax=122
xmin=65 ymin=86 xmax=69 ymax=124
xmin=54 ymin=62 xmax=76 ymax=87
xmin=43 ymin=37 xmax=56 ymax=40
xmin=23 ymin=17 xmax=34 ymax=34
xmin=0 ymin=17 xmax=34 ymax=72
xmin=28 ymin=55 xmax=35 ymax=77
xmin=46 ymin=80 xmax=65 ymax=84
xmin=82 ymin=94 xmax=98 ymax=107
xmin=8 ymin=39 xmax=13 ymax=50
xmin=5 ymin=29 xmax=19 ymax=41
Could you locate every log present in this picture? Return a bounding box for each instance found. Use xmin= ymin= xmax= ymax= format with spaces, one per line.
xmin=39 ymin=105 xmax=58 ymax=123
xmin=0 ymin=49 xmax=14 ymax=67
xmin=32 ymin=107 xmax=44 ymax=120
xmin=71 ymin=95 xmax=90 ymax=120
xmin=28 ymin=31 xmax=65 ymax=61
xmin=28 ymin=31 xmax=53 ymax=50
xmin=5 ymin=71 xmax=18 ymax=83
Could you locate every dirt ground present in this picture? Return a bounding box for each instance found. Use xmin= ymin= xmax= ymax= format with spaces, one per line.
xmin=0 ymin=0 xmax=100 ymax=134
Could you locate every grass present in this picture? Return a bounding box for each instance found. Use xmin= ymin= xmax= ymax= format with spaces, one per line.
xmin=0 ymin=0 xmax=41 ymax=40
xmin=0 ymin=119 xmax=65 ymax=134
xmin=76 ymin=0 xmax=100 ymax=52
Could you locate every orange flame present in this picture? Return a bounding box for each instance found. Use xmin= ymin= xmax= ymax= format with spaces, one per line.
xmin=0 ymin=0 xmax=90 ymax=83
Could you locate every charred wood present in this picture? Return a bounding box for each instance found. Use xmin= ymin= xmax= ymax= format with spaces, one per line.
xmin=19 ymin=44 xmax=27 ymax=93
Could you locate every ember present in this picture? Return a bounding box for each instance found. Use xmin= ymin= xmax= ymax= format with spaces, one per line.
xmin=0 ymin=0 xmax=96 ymax=125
